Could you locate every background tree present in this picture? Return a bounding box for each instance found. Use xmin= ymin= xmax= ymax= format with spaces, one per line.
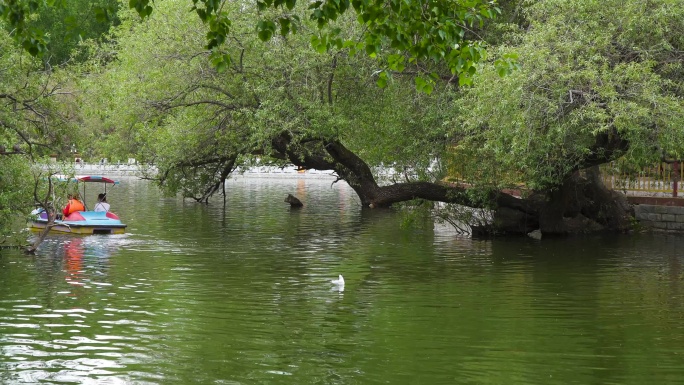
xmin=81 ymin=0 xmax=457 ymax=202
xmin=27 ymin=0 xmax=120 ymax=65
xmin=450 ymin=0 xmax=684 ymax=233
xmin=0 ymin=24 xmax=82 ymax=247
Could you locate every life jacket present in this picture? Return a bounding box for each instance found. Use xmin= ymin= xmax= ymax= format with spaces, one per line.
xmin=64 ymin=199 xmax=85 ymax=216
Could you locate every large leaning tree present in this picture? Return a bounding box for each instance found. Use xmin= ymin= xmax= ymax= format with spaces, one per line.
xmin=82 ymin=0 xmax=682 ymax=235
xmin=80 ymin=0 xmax=684 ymax=236
xmin=78 ymin=0 xmax=500 ymax=202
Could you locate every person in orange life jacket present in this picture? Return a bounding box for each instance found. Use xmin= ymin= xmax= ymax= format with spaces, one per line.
xmin=63 ymin=193 xmax=85 ymax=217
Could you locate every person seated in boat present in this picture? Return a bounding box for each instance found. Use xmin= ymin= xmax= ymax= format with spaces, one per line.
xmin=93 ymin=193 xmax=110 ymax=212
xmin=62 ymin=193 xmax=85 ymax=217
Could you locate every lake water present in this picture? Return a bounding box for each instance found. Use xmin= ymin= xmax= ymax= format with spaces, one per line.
xmin=1 ymin=176 xmax=684 ymax=384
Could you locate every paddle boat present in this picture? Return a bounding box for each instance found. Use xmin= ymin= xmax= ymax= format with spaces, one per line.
xmin=29 ymin=175 xmax=127 ymax=235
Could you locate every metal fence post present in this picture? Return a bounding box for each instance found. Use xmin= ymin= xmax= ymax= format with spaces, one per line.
xmin=673 ymin=161 xmax=680 ymax=198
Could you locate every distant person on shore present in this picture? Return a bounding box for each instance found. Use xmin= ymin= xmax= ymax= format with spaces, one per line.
xmin=93 ymin=193 xmax=110 ymax=212
xmin=63 ymin=193 xmax=85 ymax=217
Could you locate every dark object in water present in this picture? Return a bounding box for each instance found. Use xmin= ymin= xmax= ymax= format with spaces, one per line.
xmin=285 ymin=194 xmax=303 ymax=207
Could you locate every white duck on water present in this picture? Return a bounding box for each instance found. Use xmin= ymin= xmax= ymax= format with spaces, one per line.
xmin=331 ymin=275 xmax=345 ymax=286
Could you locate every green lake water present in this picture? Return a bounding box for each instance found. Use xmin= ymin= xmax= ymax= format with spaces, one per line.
xmin=2 ymin=176 xmax=684 ymax=384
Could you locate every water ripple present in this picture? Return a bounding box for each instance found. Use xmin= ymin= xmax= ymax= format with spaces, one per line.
xmin=3 ymin=179 xmax=684 ymax=384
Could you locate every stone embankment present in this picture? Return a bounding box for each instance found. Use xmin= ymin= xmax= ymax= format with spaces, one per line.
xmin=625 ymin=196 xmax=684 ymax=232
xmin=70 ymin=162 xmax=415 ymax=180
xmin=70 ymin=163 xmax=337 ymax=179
xmin=633 ymin=204 xmax=684 ymax=231
xmin=72 ymin=163 xmax=148 ymax=177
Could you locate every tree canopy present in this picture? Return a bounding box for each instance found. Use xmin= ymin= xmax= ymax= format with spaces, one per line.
xmin=80 ymin=0 xmax=452 ymax=200
xmin=1 ymin=0 xmax=684 ymax=242
xmin=453 ymin=0 xmax=684 ymax=191
xmin=0 ymin=21 xmax=83 ymax=245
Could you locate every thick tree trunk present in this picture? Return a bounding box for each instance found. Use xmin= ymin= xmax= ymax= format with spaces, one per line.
xmin=271 ymin=132 xmax=634 ymax=236
xmin=490 ymin=167 xmax=633 ymax=235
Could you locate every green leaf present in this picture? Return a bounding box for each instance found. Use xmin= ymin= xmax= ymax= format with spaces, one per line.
xmin=311 ymin=35 xmax=327 ymax=53
xmin=209 ymin=50 xmax=232 ymax=73
xmin=365 ymin=41 xmax=377 ymax=56
xmin=257 ymin=20 xmax=276 ymax=41
xmin=415 ymin=76 xmax=426 ymax=91
xmin=497 ymin=67 xmax=506 ymax=77
xmin=279 ymin=18 xmax=291 ymax=36
xmin=93 ymin=7 xmax=109 ymax=23
xmin=258 ymin=29 xmax=273 ymax=41
xmin=415 ymin=76 xmax=434 ymax=94
xmin=196 ymin=8 xmax=207 ymax=21
xmin=467 ymin=65 xmax=476 ymax=75
xmin=387 ymin=54 xmax=405 ymax=72
xmin=377 ymin=71 xmax=388 ymax=88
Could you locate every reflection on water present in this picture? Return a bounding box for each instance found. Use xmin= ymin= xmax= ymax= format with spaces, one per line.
xmin=1 ymin=232 xmax=155 ymax=384
xmin=2 ymin=176 xmax=684 ymax=384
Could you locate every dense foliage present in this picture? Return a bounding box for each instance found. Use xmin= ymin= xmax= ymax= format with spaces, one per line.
xmin=79 ymin=0 xmax=456 ymax=201
xmin=5 ymin=0 xmax=504 ymax=84
xmin=453 ymin=0 xmax=684 ymax=191
xmin=28 ymin=0 xmax=120 ymax=65
xmin=1 ymin=0 xmax=683 ymax=240
xmin=1 ymin=0 xmax=119 ymax=63
xmin=0 ymin=24 xmax=80 ymax=245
